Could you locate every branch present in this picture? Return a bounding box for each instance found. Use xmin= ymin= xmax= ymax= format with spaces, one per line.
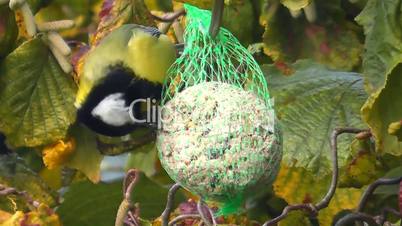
xmin=115 ymin=170 xmax=140 ymax=226
xmin=96 ymin=131 xmax=156 ymax=156
xmin=316 ymin=128 xmax=367 ymax=209
xmin=0 ymin=184 xmax=39 ymax=208
xmin=334 ymin=212 xmax=379 ymax=226
xmin=357 ymin=177 xmax=402 ymax=212
xmin=151 ymin=9 xmax=186 ymax=22
xmin=168 ymin=214 xmax=201 ymax=226
xmin=262 ymin=128 xmax=367 ymax=226
xmin=6 ymin=0 xmax=74 ymax=74
xmin=209 ymin=0 xmax=224 ymax=38
xmin=332 ymin=175 xmax=402 ymax=226
xmin=161 ymin=183 xmax=181 ymax=226
xmin=127 ymin=207 xmax=140 ymax=226
xmin=376 ymin=207 xmax=402 ymax=225
xmin=0 ymin=184 xmax=19 ymax=196
xmin=197 ymin=200 xmax=216 ymax=226
xmin=262 ymin=204 xmax=318 ymax=226
xmin=335 ymin=177 xmax=402 ymax=226
xmin=348 ymin=176 xmax=402 ymax=226
xmin=160 ymin=183 xmax=217 ymax=226
xmin=172 ymin=21 xmax=184 ymax=43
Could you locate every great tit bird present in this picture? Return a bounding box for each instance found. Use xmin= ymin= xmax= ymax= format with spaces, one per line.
xmin=75 ymin=24 xmax=176 ymax=137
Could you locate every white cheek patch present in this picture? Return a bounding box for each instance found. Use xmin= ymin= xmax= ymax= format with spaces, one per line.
xmin=91 ymin=93 xmax=134 ymax=126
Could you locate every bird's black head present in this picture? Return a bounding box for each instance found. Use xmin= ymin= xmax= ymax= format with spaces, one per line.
xmin=76 ymin=65 xmax=163 ymax=137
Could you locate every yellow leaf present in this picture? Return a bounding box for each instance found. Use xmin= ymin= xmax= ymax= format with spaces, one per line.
xmin=14 ymin=10 xmax=30 ymax=40
xmin=0 ymin=204 xmax=62 ymax=226
xmin=0 ymin=211 xmax=12 ymax=224
xmin=42 ymin=139 xmax=76 ymax=170
xmin=318 ymin=188 xmax=361 ymax=226
xmin=278 ymin=211 xmax=311 ymax=226
xmin=0 ymin=211 xmax=24 ymax=226
xmin=274 ymin=166 xmax=363 ymax=225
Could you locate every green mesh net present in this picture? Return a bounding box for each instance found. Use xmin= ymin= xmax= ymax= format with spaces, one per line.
xmin=157 ymin=4 xmax=282 ymax=216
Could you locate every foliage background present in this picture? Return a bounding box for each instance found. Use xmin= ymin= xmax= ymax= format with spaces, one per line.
xmin=0 ymin=0 xmax=401 ymax=225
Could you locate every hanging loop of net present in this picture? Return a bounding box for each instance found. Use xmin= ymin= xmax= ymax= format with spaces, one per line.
xmin=209 ymin=0 xmax=225 ymax=38
xmin=162 ymin=4 xmax=272 ymax=108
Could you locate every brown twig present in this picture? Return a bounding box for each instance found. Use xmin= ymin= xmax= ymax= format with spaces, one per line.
xmin=376 ymin=207 xmax=402 ymax=225
xmin=173 ymin=21 xmax=184 ymax=43
xmin=161 ymin=183 xmax=181 ymax=226
xmin=197 ymin=200 xmax=215 ymax=226
xmin=263 ymin=204 xmax=318 ymax=226
xmin=357 ymin=177 xmax=402 ymax=212
xmin=0 ymin=184 xmax=19 ymax=196
xmin=96 ymin=131 xmax=156 ymax=156
xmin=317 ymin=128 xmax=367 ymax=209
xmin=115 ymin=169 xmax=141 ymax=226
xmin=209 ymin=0 xmax=225 ymax=38
xmin=168 ymin=214 xmax=201 ymax=226
xmin=151 ymin=9 xmax=186 ymax=22
xmin=335 ymin=212 xmax=379 ymax=226
xmin=350 ymin=176 xmax=402 ymax=226
xmin=127 ymin=209 xmax=139 ymax=226
xmin=262 ymin=128 xmax=367 ymax=226
xmin=0 ymin=184 xmax=38 ymax=208
xmin=334 ymin=177 xmax=402 ymax=226
xmin=207 ymin=207 xmax=217 ymax=225
xmin=161 ymin=183 xmax=217 ymax=226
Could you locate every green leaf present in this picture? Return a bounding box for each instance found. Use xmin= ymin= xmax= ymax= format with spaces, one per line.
xmin=0 ymin=38 xmax=77 ymax=148
xmin=126 ymin=142 xmax=158 ymax=178
xmin=57 ymin=180 xmax=122 ymax=226
xmin=355 ymin=0 xmax=402 ymax=93
xmin=361 ymin=64 xmax=402 ymax=156
xmin=66 ymin=125 xmax=104 ymax=183
xmin=280 ymin=0 xmax=311 ymax=11
xmin=0 ymin=6 xmax=18 ymax=58
xmin=222 ymin=1 xmax=257 ymax=45
xmin=263 ymin=60 xmax=367 ymax=175
xmin=262 ymin=1 xmax=362 ymax=71
xmin=125 ymin=143 xmax=175 ymax=185
xmin=57 ymin=173 xmax=185 ymax=225
xmin=0 ymin=154 xmax=57 ymax=211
